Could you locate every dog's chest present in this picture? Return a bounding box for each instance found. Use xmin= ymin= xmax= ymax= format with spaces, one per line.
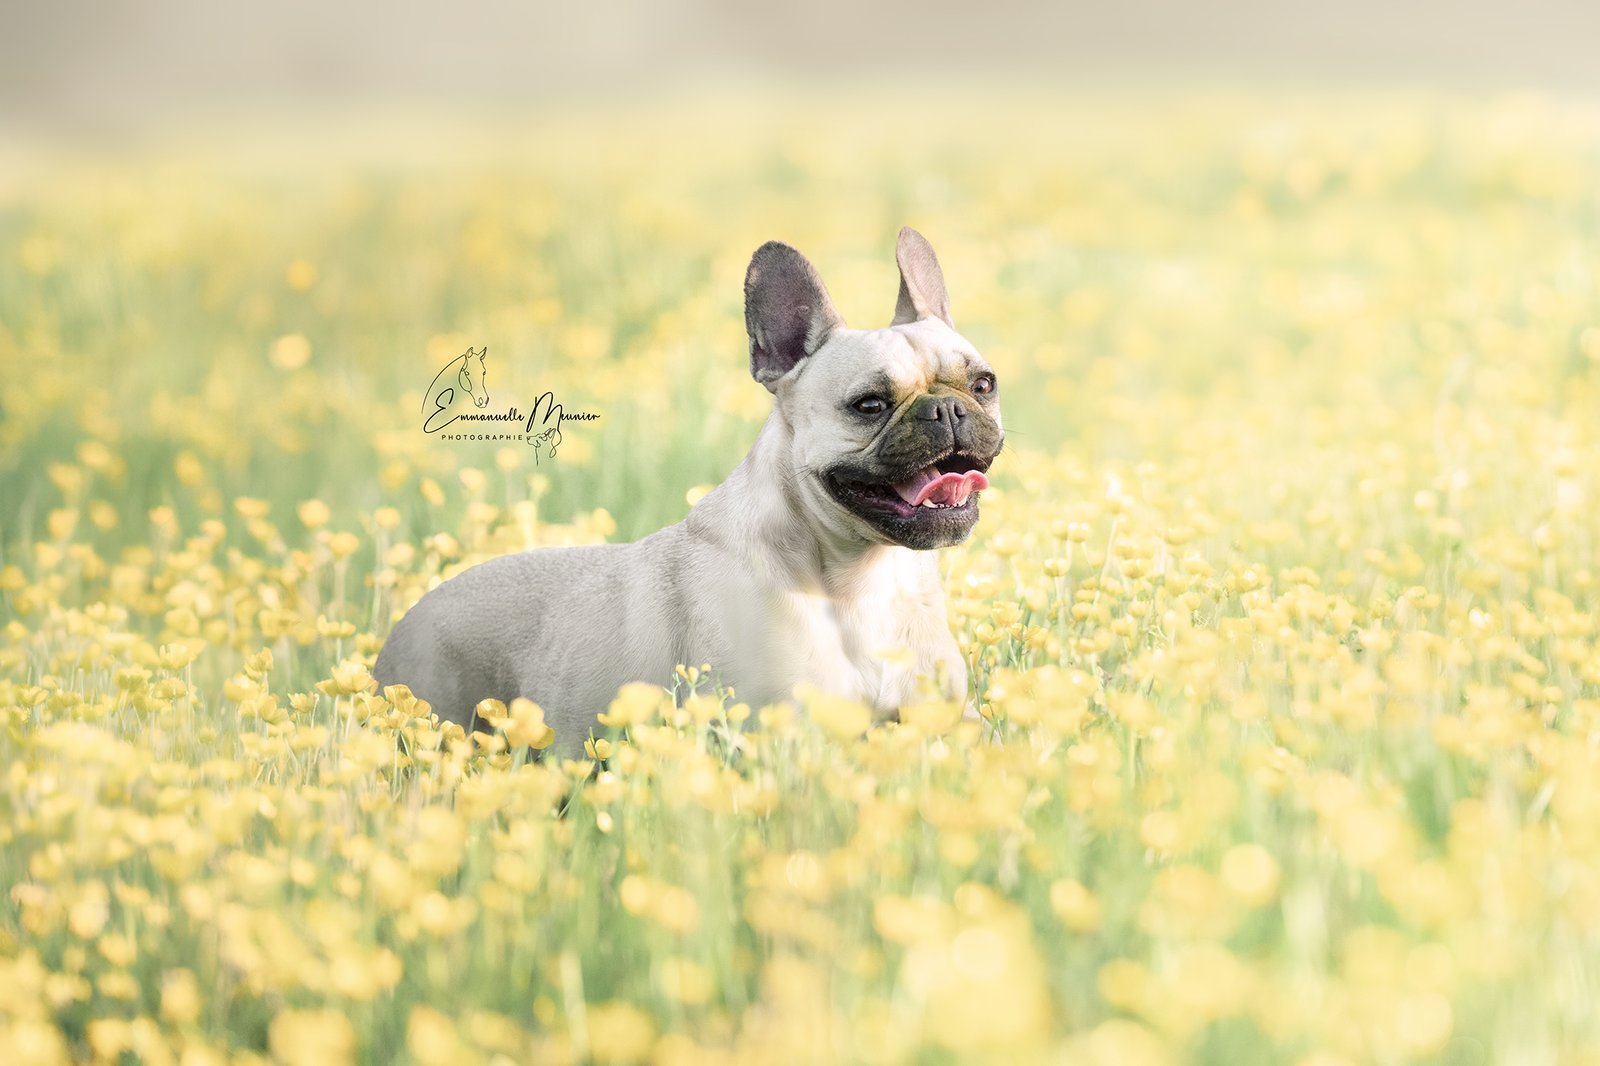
xmin=776 ymin=559 xmax=948 ymax=711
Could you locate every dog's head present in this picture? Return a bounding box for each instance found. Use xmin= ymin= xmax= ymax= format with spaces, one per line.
xmin=745 ymin=227 xmax=1003 ymax=550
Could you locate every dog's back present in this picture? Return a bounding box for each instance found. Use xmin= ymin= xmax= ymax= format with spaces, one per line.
xmin=371 ymin=527 xmax=759 ymax=752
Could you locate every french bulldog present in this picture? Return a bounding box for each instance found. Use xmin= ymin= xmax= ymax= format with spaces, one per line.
xmin=373 ymin=227 xmax=1004 ymax=754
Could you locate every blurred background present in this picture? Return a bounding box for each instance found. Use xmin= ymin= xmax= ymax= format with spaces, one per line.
xmin=4 ymin=0 xmax=1600 ymax=554
xmin=5 ymin=0 xmax=1600 ymax=143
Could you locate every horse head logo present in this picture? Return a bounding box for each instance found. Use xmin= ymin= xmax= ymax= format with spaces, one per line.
xmin=423 ymin=346 xmax=491 ymax=432
xmin=458 ymin=347 xmax=489 ymax=408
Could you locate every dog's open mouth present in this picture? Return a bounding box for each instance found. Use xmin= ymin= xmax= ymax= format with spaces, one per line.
xmin=889 ymin=460 xmax=989 ymax=510
xmin=826 ymin=453 xmax=991 ymax=537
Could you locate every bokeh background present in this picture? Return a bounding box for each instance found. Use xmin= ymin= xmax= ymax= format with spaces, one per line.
xmin=7 ymin=0 xmax=1600 ymax=139
xmin=6 ymin=0 xmax=1600 ymax=545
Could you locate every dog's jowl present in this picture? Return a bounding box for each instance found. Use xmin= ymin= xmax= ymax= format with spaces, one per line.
xmin=374 ymin=227 xmax=1004 ymax=753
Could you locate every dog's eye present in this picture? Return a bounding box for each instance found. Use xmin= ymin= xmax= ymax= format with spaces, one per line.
xmin=972 ymin=373 xmax=997 ymax=396
xmin=852 ymin=395 xmax=889 ymax=416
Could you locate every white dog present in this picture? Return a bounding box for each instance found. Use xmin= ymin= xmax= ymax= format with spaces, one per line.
xmin=374 ymin=228 xmax=1003 ymax=753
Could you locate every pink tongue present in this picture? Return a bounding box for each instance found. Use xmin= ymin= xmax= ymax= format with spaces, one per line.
xmin=891 ymin=466 xmax=989 ymax=508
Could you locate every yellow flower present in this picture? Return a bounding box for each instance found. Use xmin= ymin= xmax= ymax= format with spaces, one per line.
xmin=585 ymin=1001 xmax=657 ymax=1065
xmin=160 ymin=969 xmax=202 ymax=1024
xmin=407 ymin=1005 xmax=467 ymax=1066
xmin=385 ymin=684 xmax=431 ymax=721
xmin=317 ymin=660 xmax=376 ymax=697
xmin=1069 ymin=1019 xmax=1172 ymax=1066
xmin=269 ymin=333 xmax=313 ymax=371
xmin=245 ymin=648 xmax=274 ymax=677
xmin=504 ymin=697 xmax=556 ymax=750
xmin=327 ymin=531 xmax=361 ymax=559
xmin=1219 ymin=844 xmax=1281 ymax=906
xmin=796 ymin=684 xmax=871 ymax=742
xmin=269 ymin=1009 xmax=356 ymax=1066
xmin=599 ymin=682 xmax=667 ymax=728
xmin=297 ymin=499 xmax=332 ymax=529
xmin=285 ymin=258 xmax=318 ymax=290
xmin=898 ymin=698 xmax=963 ymax=734
xmin=1049 ymin=879 xmax=1103 ymax=932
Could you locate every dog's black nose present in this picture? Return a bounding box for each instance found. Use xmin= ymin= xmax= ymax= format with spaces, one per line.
xmin=913 ymin=395 xmax=966 ymax=423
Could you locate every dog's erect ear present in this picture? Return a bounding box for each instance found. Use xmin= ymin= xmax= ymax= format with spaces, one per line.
xmin=745 ymin=241 xmax=845 ymax=390
xmin=890 ymin=226 xmax=953 ymax=329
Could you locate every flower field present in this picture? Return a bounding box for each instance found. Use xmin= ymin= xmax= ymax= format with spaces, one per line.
xmin=4 ymin=89 xmax=1600 ymax=1064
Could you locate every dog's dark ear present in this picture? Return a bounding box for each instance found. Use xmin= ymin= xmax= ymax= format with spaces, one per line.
xmin=745 ymin=241 xmax=844 ymax=390
xmin=890 ymin=226 xmax=953 ymax=328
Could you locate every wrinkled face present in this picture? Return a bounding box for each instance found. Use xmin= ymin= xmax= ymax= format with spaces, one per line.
xmin=777 ymin=318 xmax=1004 ymax=549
